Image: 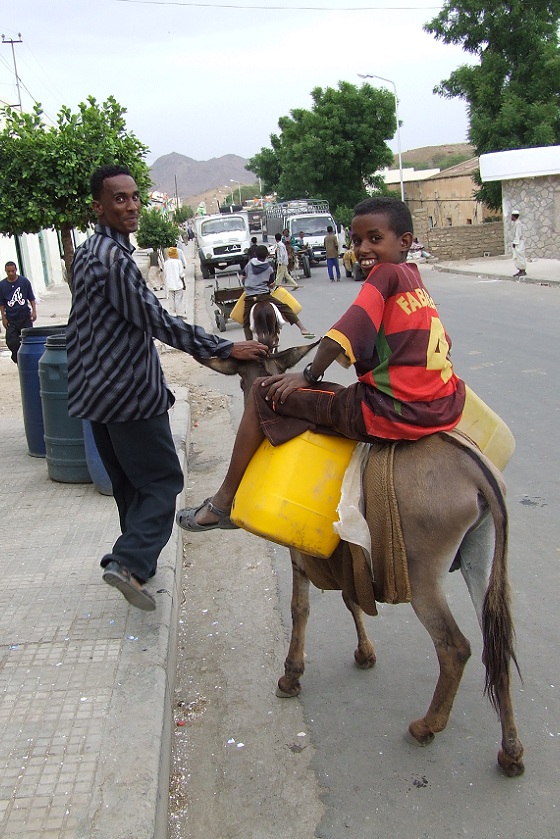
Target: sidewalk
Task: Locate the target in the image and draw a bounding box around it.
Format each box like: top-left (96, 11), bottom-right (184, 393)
top-left (432, 254), bottom-right (560, 286)
top-left (0, 242), bottom-right (194, 838)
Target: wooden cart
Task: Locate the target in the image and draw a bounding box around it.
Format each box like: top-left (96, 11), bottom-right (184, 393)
top-left (211, 275), bottom-right (245, 332)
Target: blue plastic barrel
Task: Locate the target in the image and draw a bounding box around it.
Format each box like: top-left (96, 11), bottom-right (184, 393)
top-left (18, 325), bottom-right (67, 457)
top-left (82, 419), bottom-right (113, 496)
top-left (38, 332), bottom-right (92, 483)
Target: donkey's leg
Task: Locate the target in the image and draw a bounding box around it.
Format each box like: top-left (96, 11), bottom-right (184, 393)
top-left (341, 592), bottom-right (376, 669)
top-left (493, 674), bottom-right (524, 776)
top-left (408, 582), bottom-right (472, 744)
top-left (277, 550), bottom-right (310, 697)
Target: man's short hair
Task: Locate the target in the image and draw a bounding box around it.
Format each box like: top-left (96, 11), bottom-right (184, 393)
top-left (91, 165), bottom-right (133, 200)
top-left (274, 233), bottom-right (282, 241)
top-left (326, 225), bottom-right (333, 233)
top-left (255, 245), bottom-right (269, 261)
top-left (353, 197), bottom-right (413, 237)
top-left (4, 261), bottom-right (17, 269)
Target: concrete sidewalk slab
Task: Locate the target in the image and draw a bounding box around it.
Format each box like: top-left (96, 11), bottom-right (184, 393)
top-left (0, 244), bottom-right (196, 838)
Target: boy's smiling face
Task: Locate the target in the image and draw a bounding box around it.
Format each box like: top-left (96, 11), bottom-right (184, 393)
top-left (351, 212), bottom-right (412, 271)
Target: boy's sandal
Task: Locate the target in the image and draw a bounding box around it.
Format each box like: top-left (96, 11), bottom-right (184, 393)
top-left (176, 498), bottom-right (239, 532)
top-left (302, 332), bottom-right (315, 338)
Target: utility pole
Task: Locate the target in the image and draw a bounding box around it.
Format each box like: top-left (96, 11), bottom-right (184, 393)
top-left (1, 33), bottom-right (23, 110)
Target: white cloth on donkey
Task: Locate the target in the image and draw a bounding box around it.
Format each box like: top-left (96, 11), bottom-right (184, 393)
top-left (249, 301), bottom-right (286, 332)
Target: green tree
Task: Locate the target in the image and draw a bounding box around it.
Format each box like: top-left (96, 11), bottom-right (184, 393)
top-left (174, 205), bottom-right (194, 224)
top-left (0, 96), bottom-right (151, 279)
top-left (247, 81), bottom-right (395, 214)
top-left (425, 1), bottom-right (560, 209)
top-left (136, 207), bottom-right (180, 251)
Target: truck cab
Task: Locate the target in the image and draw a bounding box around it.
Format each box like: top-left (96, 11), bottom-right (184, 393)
top-left (264, 200), bottom-right (336, 264)
top-left (195, 212), bottom-right (251, 278)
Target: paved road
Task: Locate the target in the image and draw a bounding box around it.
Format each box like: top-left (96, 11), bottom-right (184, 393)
top-left (235, 263), bottom-right (560, 839)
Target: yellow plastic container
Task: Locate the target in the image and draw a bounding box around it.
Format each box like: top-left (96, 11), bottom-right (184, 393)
top-left (230, 291), bottom-right (246, 325)
top-left (231, 431), bottom-right (357, 558)
top-left (456, 385), bottom-right (515, 471)
top-left (230, 286), bottom-right (302, 326)
top-left (271, 285), bottom-right (302, 315)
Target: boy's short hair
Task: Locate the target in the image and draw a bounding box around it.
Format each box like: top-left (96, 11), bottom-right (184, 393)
top-left (353, 197), bottom-right (413, 237)
top-left (255, 245), bottom-right (269, 261)
top-left (91, 165), bottom-right (133, 200)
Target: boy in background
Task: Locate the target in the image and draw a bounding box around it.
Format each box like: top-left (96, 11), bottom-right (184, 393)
top-left (0, 261), bottom-right (37, 364)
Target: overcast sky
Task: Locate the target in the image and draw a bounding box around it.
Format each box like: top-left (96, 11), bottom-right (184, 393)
top-left (1, 0), bottom-right (474, 168)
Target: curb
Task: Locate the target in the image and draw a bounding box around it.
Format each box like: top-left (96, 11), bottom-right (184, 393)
top-left (433, 264), bottom-right (560, 287)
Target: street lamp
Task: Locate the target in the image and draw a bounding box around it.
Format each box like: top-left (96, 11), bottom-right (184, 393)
top-left (358, 73), bottom-right (404, 202)
top-left (230, 179), bottom-right (242, 205)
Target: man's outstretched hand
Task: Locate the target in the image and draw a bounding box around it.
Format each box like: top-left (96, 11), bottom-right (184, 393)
top-left (229, 341), bottom-right (269, 360)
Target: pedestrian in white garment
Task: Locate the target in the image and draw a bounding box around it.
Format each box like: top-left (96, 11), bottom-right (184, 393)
top-left (163, 247), bottom-right (185, 314)
top-left (511, 211), bottom-right (526, 278)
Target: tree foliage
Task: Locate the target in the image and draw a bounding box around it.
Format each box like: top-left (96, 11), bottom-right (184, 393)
top-left (174, 205), bottom-right (194, 224)
top-left (136, 207), bottom-right (180, 251)
top-left (425, 1), bottom-right (560, 209)
top-left (0, 96), bottom-right (151, 276)
top-left (247, 81), bottom-right (395, 215)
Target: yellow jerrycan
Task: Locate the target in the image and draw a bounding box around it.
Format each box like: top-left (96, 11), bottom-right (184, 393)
top-left (231, 431), bottom-right (357, 559)
top-left (455, 385), bottom-right (515, 471)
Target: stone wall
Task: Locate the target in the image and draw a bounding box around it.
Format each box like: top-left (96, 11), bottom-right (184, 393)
top-left (418, 220), bottom-right (504, 261)
top-left (502, 175), bottom-right (560, 259)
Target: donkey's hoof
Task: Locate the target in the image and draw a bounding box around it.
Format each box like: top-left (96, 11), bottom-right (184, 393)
top-left (408, 718), bottom-right (435, 746)
top-left (498, 748), bottom-right (525, 777)
top-left (276, 677), bottom-right (301, 698)
top-left (354, 648), bottom-right (376, 669)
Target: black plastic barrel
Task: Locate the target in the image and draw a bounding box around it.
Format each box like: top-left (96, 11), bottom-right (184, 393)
top-left (18, 325), bottom-right (67, 457)
top-left (83, 419), bottom-right (113, 496)
top-left (38, 332), bottom-right (92, 483)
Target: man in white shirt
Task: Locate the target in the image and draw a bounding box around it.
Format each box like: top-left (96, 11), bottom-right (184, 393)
top-left (511, 211), bottom-right (526, 278)
top-left (163, 247), bottom-right (185, 314)
top-left (274, 233), bottom-right (299, 288)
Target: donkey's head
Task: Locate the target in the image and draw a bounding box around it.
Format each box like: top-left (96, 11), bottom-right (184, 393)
top-left (198, 340), bottom-right (320, 401)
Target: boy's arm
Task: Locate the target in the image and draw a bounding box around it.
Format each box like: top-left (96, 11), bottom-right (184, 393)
top-left (30, 299), bottom-right (37, 321)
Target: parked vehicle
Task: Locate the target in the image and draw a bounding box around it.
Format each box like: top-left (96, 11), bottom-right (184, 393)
top-left (195, 212), bottom-right (251, 279)
top-left (263, 200), bottom-right (336, 265)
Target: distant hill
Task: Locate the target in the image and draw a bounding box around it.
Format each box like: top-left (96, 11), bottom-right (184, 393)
top-left (149, 152), bottom-right (255, 202)
top-left (149, 144), bottom-right (475, 209)
top-left (398, 143), bottom-right (475, 171)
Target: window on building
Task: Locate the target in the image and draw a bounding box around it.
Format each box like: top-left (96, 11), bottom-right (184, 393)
top-left (446, 218), bottom-right (452, 226)
top-left (428, 216), bottom-right (434, 228)
top-left (466, 218), bottom-right (472, 225)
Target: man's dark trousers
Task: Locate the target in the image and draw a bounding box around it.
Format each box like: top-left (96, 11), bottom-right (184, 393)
top-left (92, 412), bottom-right (184, 583)
top-left (6, 315), bottom-right (33, 363)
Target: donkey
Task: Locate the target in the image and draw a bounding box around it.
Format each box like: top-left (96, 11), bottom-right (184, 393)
top-left (198, 344), bottom-right (524, 777)
top-left (249, 300), bottom-right (281, 352)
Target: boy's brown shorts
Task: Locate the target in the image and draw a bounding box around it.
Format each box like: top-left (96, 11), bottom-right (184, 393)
top-left (252, 378), bottom-right (379, 447)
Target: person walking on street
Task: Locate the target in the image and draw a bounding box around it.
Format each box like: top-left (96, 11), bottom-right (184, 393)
top-left (163, 246), bottom-right (185, 315)
top-left (66, 164), bottom-right (268, 611)
top-left (0, 261), bottom-right (37, 364)
top-left (324, 225), bottom-right (341, 281)
top-left (274, 233), bottom-right (299, 288)
top-left (511, 211), bottom-right (526, 278)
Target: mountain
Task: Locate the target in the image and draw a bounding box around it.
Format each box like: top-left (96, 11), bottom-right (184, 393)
top-left (149, 152), bottom-right (255, 202)
top-left (397, 143), bottom-right (475, 171)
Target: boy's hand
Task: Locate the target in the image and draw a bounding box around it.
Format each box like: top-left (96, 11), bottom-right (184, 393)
top-left (230, 341), bottom-right (269, 360)
top-left (260, 372), bottom-right (307, 406)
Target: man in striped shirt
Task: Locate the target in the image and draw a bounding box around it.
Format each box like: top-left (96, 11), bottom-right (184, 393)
top-left (67, 165), bottom-right (268, 610)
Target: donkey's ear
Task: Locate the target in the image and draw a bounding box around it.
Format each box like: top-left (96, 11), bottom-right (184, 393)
top-left (267, 339), bottom-right (321, 373)
top-left (196, 356), bottom-right (243, 376)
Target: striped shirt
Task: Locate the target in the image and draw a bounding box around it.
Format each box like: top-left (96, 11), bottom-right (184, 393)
top-left (326, 261), bottom-right (465, 440)
top-left (67, 224), bottom-right (233, 423)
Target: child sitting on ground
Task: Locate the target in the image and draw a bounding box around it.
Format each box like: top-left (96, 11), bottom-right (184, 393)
top-left (178, 197), bottom-right (466, 531)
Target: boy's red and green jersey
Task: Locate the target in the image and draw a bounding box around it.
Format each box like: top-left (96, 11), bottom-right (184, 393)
top-left (326, 261), bottom-right (465, 440)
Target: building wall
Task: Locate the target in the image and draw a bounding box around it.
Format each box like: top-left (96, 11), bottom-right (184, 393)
top-left (406, 172), bottom-right (491, 229)
top-left (502, 175), bottom-right (560, 259)
top-left (411, 212), bottom-right (504, 261)
top-left (1, 229), bottom-right (66, 295)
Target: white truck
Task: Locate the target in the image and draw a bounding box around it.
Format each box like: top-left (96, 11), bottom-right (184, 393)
top-left (263, 199), bottom-right (337, 265)
top-left (194, 211), bottom-right (251, 278)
